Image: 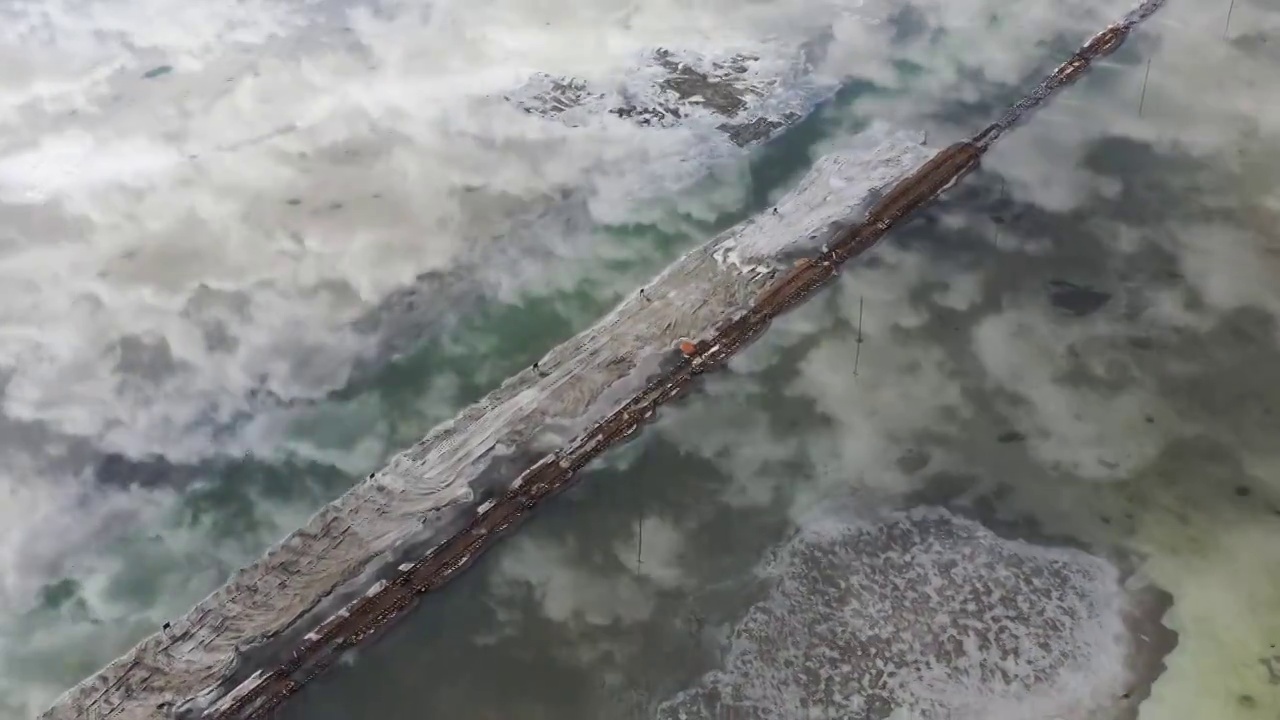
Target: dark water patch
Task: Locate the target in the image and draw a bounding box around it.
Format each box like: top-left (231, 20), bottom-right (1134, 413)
top-left (95, 453), bottom-right (201, 490)
top-left (895, 447), bottom-right (932, 475)
top-left (904, 471), bottom-right (982, 509)
top-left (1118, 584), bottom-right (1179, 717)
top-left (1128, 334), bottom-right (1156, 350)
top-left (1048, 279), bottom-right (1112, 316)
top-left (1140, 307), bottom-right (1280, 451)
top-left (1233, 32), bottom-right (1280, 63)
top-left (1261, 655), bottom-right (1280, 685)
top-left (1080, 137), bottom-right (1216, 224)
top-left (34, 579), bottom-right (93, 620)
top-left (175, 457), bottom-right (353, 540)
top-left (114, 334), bottom-right (180, 379)
top-left (889, 4), bottom-right (930, 44)
top-left (142, 65), bottom-right (172, 79)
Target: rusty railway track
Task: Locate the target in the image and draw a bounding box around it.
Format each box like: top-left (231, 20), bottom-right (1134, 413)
top-left (206, 7), bottom-right (1161, 718)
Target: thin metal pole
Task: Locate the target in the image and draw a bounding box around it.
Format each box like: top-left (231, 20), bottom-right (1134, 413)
top-left (853, 297), bottom-right (864, 377)
top-left (1224, 0), bottom-right (1236, 38)
top-left (1137, 58), bottom-right (1152, 117)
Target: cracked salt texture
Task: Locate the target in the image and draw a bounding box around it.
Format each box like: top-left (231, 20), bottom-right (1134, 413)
top-left (507, 47), bottom-right (823, 145)
top-left (658, 507), bottom-right (1133, 720)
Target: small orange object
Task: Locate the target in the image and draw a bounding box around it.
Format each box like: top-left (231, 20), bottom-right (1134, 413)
top-left (678, 340), bottom-right (698, 357)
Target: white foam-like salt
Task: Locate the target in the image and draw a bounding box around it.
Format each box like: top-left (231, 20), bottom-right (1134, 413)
top-left (658, 507), bottom-right (1133, 720)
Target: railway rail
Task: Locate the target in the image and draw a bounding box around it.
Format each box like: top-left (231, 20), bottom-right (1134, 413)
top-left (207, 2), bottom-right (1167, 717)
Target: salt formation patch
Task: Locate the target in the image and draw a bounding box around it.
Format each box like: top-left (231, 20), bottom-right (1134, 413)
top-left (508, 48), bottom-right (818, 147)
top-left (658, 508), bottom-right (1132, 720)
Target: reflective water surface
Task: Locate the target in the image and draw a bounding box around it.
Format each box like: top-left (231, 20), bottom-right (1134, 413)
top-left (2, 0), bottom-right (1279, 717)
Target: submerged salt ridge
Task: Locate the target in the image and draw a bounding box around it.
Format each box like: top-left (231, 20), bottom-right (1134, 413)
top-left (658, 507), bottom-right (1136, 720)
top-left (40, 124), bottom-right (933, 720)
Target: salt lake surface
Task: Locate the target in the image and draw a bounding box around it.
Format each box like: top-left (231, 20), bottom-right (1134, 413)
top-left (2, 0), bottom-right (1279, 717)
